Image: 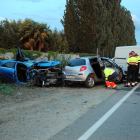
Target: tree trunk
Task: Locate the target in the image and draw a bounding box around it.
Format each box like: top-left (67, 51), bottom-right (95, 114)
top-left (38, 42), bottom-right (44, 52)
top-left (39, 42), bottom-right (42, 52)
top-left (97, 48), bottom-right (98, 56)
top-left (30, 44), bottom-right (33, 51)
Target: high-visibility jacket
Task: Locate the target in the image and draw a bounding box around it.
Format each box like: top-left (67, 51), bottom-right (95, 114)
top-left (127, 56), bottom-right (138, 66)
top-left (104, 68), bottom-right (115, 80)
top-left (135, 54), bottom-right (140, 63)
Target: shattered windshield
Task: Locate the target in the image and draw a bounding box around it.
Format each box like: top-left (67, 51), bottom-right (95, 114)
top-left (24, 60), bottom-right (38, 66)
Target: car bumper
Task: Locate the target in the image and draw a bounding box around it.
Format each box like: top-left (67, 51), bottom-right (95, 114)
top-left (63, 73), bottom-right (87, 81)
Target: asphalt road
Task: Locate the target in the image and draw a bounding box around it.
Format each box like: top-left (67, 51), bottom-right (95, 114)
top-left (49, 84), bottom-right (140, 140)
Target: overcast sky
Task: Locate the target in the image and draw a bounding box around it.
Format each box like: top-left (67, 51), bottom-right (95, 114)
top-left (0, 0), bottom-right (140, 45)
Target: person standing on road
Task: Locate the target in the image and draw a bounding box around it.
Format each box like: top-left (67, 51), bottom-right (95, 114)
top-left (124, 52), bottom-right (138, 87)
top-left (101, 66), bottom-right (119, 90)
top-left (131, 51), bottom-right (140, 85)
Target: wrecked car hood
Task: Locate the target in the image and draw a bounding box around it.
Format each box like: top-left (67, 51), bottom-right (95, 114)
top-left (31, 61), bottom-right (61, 68)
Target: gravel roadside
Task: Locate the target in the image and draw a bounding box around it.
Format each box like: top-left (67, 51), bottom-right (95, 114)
top-left (0, 83), bottom-right (123, 140)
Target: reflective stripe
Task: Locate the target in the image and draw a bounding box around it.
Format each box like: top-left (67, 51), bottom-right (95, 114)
top-left (127, 57), bottom-right (138, 66)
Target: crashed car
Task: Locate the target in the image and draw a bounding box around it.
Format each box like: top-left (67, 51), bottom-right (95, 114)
top-left (0, 48), bottom-right (63, 86)
top-left (63, 56), bottom-right (123, 88)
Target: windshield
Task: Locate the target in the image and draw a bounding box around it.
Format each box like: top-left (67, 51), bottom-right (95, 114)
top-left (24, 60), bottom-right (38, 66)
top-left (68, 59), bottom-right (86, 67)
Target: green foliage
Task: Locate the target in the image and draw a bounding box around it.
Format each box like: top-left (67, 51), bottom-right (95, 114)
top-left (0, 48), bottom-right (41, 60)
top-left (46, 51), bottom-right (71, 70)
top-left (0, 1), bottom-right (136, 57)
top-left (22, 50), bottom-right (41, 60)
top-left (0, 48), bottom-right (7, 54)
top-left (78, 53), bottom-right (96, 57)
top-left (58, 53), bottom-right (71, 70)
top-left (61, 0), bottom-right (136, 57)
top-left (0, 19), bottom-right (69, 53)
top-left (0, 83), bottom-right (18, 95)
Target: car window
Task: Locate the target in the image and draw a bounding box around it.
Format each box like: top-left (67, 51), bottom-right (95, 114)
top-left (2, 62), bottom-right (16, 69)
top-left (105, 61), bottom-right (113, 67)
top-left (68, 59), bottom-right (86, 66)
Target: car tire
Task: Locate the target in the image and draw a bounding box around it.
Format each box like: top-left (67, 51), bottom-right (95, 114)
top-left (0, 75), bottom-right (4, 83)
top-left (85, 75), bottom-right (95, 88)
top-left (65, 80), bottom-right (73, 87)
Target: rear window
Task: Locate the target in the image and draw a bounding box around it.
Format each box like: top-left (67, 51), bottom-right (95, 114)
top-left (68, 59), bottom-right (86, 66)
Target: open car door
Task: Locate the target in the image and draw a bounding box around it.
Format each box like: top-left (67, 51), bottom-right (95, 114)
top-left (16, 47), bottom-right (30, 62)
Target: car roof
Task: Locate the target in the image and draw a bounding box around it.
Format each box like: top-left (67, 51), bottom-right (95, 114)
top-left (79, 56), bottom-right (98, 59)
top-left (100, 57), bottom-right (109, 60)
top-left (0, 59), bottom-right (37, 66)
top-left (0, 60), bottom-right (16, 65)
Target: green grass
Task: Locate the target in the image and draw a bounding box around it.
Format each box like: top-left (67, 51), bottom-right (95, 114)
top-left (0, 83), bottom-right (20, 95)
top-left (0, 82), bottom-right (36, 95)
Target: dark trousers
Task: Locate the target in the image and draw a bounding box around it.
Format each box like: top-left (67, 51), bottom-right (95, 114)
top-left (108, 71), bottom-right (119, 82)
top-left (135, 63), bottom-right (139, 82)
top-left (127, 66), bottom-right (136, 83)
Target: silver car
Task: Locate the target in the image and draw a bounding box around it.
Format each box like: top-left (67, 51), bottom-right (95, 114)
top-left (63, 56), bottom-right (123, 88)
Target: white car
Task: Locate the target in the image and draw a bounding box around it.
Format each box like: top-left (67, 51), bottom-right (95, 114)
top-left (63, 56), bottom-right (123, 88)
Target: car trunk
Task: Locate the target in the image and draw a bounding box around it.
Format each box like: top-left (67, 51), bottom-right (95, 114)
top-left (65, 66), bottom-right (82, 74)
top-left (65, 59), bottom-right (86, 74)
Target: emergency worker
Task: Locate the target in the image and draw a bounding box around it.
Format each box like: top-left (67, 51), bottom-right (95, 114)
top-left (125, 52), bottom-right (138, 87)
top-left (131, 51), bottom-right (140, 85)
top-left (101, 66), bottom-right (119, 90)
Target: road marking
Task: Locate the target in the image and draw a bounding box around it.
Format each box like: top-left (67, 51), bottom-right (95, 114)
top-left (78, 84), bottom-right (140, 140)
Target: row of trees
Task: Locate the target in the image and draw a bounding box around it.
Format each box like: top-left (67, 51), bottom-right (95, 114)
top-left (61, 0), bottom-right (136, 56)
top-left (0, 0), bottom-right (137, 57)
top-left (0, 18), bottom-right (69, 52)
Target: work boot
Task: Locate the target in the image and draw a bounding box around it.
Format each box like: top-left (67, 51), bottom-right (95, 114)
top-left (131, 83), bottom-right (135, 87)
top-left (124, 85), bottom-right (130, 87)
top-left (124, 83), bottom-right (130, 87)
top-left (107, 86), bottom-right (112, 89)
top-left (113, 86), bottom-right (118, 90)
top-left (131, 84), bottom-right (135, 87)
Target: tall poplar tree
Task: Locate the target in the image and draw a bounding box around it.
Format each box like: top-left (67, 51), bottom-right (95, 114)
top-left (61, 0), bottom-right (80, 53)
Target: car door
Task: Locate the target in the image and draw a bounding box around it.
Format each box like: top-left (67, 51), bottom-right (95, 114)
top-left (14, 62), bottom-right (29, 84)
top-left (0, 62), bottom-right (16, 82)
top-left (103, 59), bottom-right (119, 73)
top-left (96, 57), bottom-right (106, 79)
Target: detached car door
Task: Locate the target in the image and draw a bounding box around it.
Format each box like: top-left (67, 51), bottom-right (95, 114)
top-left (0, 62), bottom-right (16, 82)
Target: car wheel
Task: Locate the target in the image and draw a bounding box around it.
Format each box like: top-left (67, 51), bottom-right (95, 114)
top-left (85, 75), bottom-right (95, 88)
top-left (28, 75), bottom-right (37, 86)
top-left (0, 75), bottom-right (4, 83)
top-left (65, 81), bottom-right (73, 87)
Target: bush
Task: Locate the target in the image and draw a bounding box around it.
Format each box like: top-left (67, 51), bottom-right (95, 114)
top-left (77, 53), bottom-right (96, 57)
top-left (0, 48), bottom-right (42, 60)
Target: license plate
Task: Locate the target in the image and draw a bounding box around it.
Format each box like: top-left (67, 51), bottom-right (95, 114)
top-left (66, 75), bottom-right (75, 79)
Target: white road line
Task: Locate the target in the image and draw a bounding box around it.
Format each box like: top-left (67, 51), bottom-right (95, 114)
top-left (78, 84), bottom-right (140, 140)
